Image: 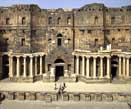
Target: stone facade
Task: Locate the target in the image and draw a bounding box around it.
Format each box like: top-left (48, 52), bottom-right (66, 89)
top-left (0, 3), bottom-right (131, 82)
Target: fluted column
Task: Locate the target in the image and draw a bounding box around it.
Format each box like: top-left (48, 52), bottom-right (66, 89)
top-left (100, 57), bottom-right (103, 78)
top-left (107, 56), bottom-right (110, 79)
top-left (40, 55), bottom-right (43, 75)
top-left (86, 57), bottom-right (90, 78)
top-left (76, 56), bottom-right (79, 76)
top-left (9, 56), bottom-right (13, 77)
top-left (30, 56), bottom-right (33, 78)
top-left (123, 57), bottom-right (126, 77)
top-left (93, 57), bottom-right (96, 78)
top-left (118, 56), bottom-right (122, 77)
top-left (35, 56), bottom-right (37, 76)
top-left (23, 56), bottom-right (26, 77)
top-left (126, 57), bottom-right (130, 78)
top-left (82, 56), bottom-right (85, 76)
top-left (16, 56), bottom-right (20, 77)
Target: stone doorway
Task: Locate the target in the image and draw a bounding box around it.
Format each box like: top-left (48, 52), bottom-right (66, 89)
top-left (55, 65), bottom-right (64, 81)
top-left (54, 59), bottom-right (65, 81)
top-left (111, 56), bottom-right (118, 80)
top-left (2, 55), bottom-right (9, 79)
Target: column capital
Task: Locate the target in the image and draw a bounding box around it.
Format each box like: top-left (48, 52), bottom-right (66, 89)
top-left (23, 56), bottom-right (27, 58)
top-left (100, 56), bottom-right (104, 59)
top-left (30, 56), bottom-right (33, 58)
top-left (93, 56), bottom-right (97, 59)
top-left (16, 56), bottom-right (20, 58)
top-left (75, 55), bottom-right (79, 58)
top-left (126, 56), bottom-right (130, 59)
top-left (86, 56), bottom-right (90, 58)
top-left (106, 56), bottom-right (111, 59)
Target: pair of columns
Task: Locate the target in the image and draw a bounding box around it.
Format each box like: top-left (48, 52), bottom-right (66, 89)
top-left (119, 56), bottom-right (130, 77)
top-left (9, 55), bottom-right (44, 78)
top-left (76, 56), bottom-right (110, 79)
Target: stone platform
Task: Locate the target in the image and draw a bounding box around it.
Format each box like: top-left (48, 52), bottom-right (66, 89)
top-left (0, 81), bottom-right (131, 102)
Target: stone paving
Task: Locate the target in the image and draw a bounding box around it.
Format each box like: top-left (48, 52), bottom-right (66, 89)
top-left (0, 100), bottom-right (130, 109)
top-left (0, 81), bottom-right (131, 93)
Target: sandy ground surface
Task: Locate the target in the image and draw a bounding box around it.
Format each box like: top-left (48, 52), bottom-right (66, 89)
top-left (0, 100), bottom-right (130, 109)
top-left (0, 81), bottom-right (131, 93)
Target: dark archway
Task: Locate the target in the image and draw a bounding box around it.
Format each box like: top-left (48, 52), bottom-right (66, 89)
top-left (111, 56), bottom-right (118, 80)
top-left (2, 55), bottom-right (9, 79)
top-left (54, 59), bottom-right (64, 81)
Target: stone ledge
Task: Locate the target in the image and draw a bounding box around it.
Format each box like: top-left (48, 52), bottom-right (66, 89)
top-left (0, 91), bottom-right (131, 102)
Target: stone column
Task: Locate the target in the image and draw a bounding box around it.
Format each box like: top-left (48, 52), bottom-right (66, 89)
top-left (50, 67), bottom-right (55, 77)
top-left (23, 56), bottom-right (26, 77)
top-left (100, 57), bottom-right (103, 78)
top-left (123, 57), bottom-right (126, 77)
top-left (30, 56), bottom-right (33, 78)
top-left (86, 57), bottom-right (90, 78)
top-left (9, 56), bottom-right (13, 77)
top-left (126, 57), bottom-right (130, 78)
top-left (76, 56), bottom-right (79, 76)
top-left (106, 56), bottom-right (110, 79)
top-left (35, 56), bottom-right (37, 76)
top-left (118, 56), bottom-right (122, 77)
top-left (93, 57), bottom-right (96, 79)
top-left (82, 56), bottom-right (85, 76)
top-left (40, 56), bottom-right (43, 75)
top-left (16, 56), bottom-right (20, 77)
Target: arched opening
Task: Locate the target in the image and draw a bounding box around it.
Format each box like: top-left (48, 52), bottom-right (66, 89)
top-left (111, 56), bottom-right (118, 79)
top-left (54, 59), bottom-right (64, 81)
top-left (22, 17), bottom-right (26, 25)
top-left (2, 55), bottom-right (9, 79)
top-left (57, 34), bottom-right (63, 47)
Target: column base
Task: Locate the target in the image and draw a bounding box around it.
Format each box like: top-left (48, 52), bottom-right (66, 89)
top-left (9, 77), bottom-right (35, 82)
top-left (78, 76), bottom-right (111, 83)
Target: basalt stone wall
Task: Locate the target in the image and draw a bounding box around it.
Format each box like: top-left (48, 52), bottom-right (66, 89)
top-left (0, 3), bottom-right (131, 53)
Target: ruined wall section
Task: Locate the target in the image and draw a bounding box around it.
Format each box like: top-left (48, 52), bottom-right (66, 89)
top-left (31, 8), bottom-right (74, 53)
top-left (0, 5), bottom-right (32, 53)
top-left (74, 4), bottom-right (105, 51)
top-left (30, 5), bottom-right (47, 52)
top-left (105, 6), bottom-right (131, 51)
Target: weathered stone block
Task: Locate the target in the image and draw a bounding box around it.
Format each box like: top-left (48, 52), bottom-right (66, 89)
top-left (15, 92), bottom-right (25, 100)
top-left (95, 94), bottom-right (102, 101)
top-left (69, 93), bottom-right (74, 101)
top-left (74, 93), bottom-right (80, 101)
top-left (85, 94), bottom-right (91, 101)
top-left (80, 93), bottom-right (86, 101)
top-left (45, 94), bottom-right (52, 102)
top-left (8, 92), bottom-right (14, 100)
top-left (63, 93), bottom-right (69, 101)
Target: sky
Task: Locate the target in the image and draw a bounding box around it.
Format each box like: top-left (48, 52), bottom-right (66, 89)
top-left (0, 0), bottom-right (131, 8)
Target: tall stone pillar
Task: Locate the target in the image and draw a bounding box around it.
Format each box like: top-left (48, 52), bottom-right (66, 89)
top-left (9, 56), bottom-right (13, 77)
top-left (76, 56), bottom-right (79, 76)
top-left (40, 56), bottom-right (43, 75)
top-left (0, 55), bottom-right (2, 79)
top-left (23, 56), bottom-right (26, 77)
top-left (16, 56), bottom-right (20, 77)
top-left (126, 57), bottom-right (130, 78)
top-left (82, 56), bottom-right (85, 76)
top-left (107, 56), bottom-right (110, 79)
top-left (86, 57), bottom-right (90, 78)
top-left (118, 56), bottom-right (122, 77)
top-left (93, 57), bottom-right (96, 79)
top-left (30, 56), bottom-right (33, 78)
top-left (35, 56), bottom-right (37, 76)
top-left (123, 57), bottom-right (126, 77)
top-left (100, 57), bottom-right (103, 78)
